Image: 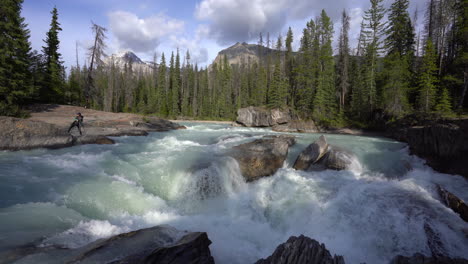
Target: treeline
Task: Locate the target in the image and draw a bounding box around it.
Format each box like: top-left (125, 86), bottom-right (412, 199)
top-left (1, 0), bottom-right (467, 126)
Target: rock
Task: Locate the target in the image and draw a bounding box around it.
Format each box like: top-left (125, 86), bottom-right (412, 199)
top-left (270, 108), bottom-right (291, 125)
top-left (236, 106), bottom-right (272, 127)
top-left (0, 116), bottom-right (73, 150)
top-left (424, 222), bottom-right (446, 257)
top-left (255, 235), bottom-right (345, 264)
top-left (272, 120), bottom-right (318, 133)
top-left (389, 253), bottom-right (468, 264)
top-left (293, 136), bottom-right (358, 172)
top-left (293, 135), bottom-right (328, 170)
top-left (229, 135), bottom-right (296, 182)
top-left (79, 135), bottom-right (115, 145)
top-left (0, 226), bottom-right (214, 264)
top-left (386, 117), bottom-right (468, 178)
top-left (136, 232), bottom-right (215, 264)
top-left (437, 185), bottom-right (468, 222)
top-left (321, 146), bottom-right (356, 171)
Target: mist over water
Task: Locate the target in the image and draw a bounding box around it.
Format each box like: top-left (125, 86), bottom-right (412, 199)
top-left (0, 122), bottom-right (467, 263)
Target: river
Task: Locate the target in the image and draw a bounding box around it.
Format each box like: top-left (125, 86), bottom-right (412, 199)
top-left (0, 122), bottom-right (467, 263)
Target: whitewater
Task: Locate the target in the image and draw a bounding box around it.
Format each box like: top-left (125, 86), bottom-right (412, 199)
top-left (0, 122), bottom-right (467, 263)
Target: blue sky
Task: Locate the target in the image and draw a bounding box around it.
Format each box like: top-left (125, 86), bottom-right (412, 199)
top-left (22, 0), bottom-right (425, 70)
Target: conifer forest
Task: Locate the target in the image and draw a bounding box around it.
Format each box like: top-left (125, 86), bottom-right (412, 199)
top-left (1, 0), bottom-right (467, 127)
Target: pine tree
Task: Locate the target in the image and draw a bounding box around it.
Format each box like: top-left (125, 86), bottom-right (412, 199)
top-left (86, 23), bottom-right (107, 107)
top-left (173, 49), bottom-right (181, 115)
top-left (313, 10), bottom-right (338, 123)
top-left (337, 9), bottom-right (350, 111)
top-left (158, 53), bottom-right (168, 115)
top-left (435, 87), bottom-right (453, 114)
top-left (418, 40), bottom-right (438, 112)
top-left (41, 7), bottom-right (64, 103)
top-left (362, 0), bottom-right (386, 113)
top-left (0, 0), bottom-right (35, 116)
top-left (285, 27), bottom-right (295, 106)
top-left (381, 0), bottom-right (414, 117)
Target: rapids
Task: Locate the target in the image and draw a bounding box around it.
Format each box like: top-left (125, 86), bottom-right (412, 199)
top-left (0, 122), bottom-right (467, 263)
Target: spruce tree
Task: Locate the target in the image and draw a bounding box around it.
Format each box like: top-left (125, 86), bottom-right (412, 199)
top-left (418, 40), bottom-right (438, 112)
top-left (435, 87), bottom-right (453, 114)
top-left (381, 0), bottom-right (414, 117)
top-left (0, 0), bottom-right (34, 116)
top-left (157, 53), bottom-right (167, 115)
top-left (362, 0), bottom-right (386, 113)
top-left (337, 9), bottom-right (350, 111)
top-left (313, 10), bottom-right (338, 123)
top-left (41, 7), bottom-right (64, 103)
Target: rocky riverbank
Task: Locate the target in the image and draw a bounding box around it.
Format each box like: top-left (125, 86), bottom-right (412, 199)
top-left (234, 106), bottom-right (468, 178)
top-left (0, 104), bottom-right (185, 151)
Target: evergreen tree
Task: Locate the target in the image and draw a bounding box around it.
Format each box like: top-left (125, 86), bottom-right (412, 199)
top-left (362, 0), bottom-right (386, 113)
top-left (285, 27), bottom-right (295, 106)
top-left (381, 0), bottom-right (414, 117)
top-left (41, 7), bottom-right (64, 103)
top-left (86, 23), bottom-right (107, 107)
top-left (337, 9), bottom-right (350, 111)
top-left (435, 87), bottom-right (453, 114)
top-left (418, 40), bottom-right (438, 112)
top-left (313, 10), bottom-right (338, 123)
top-left (158, 53), bottom-right (168, 115)
top-left (0, 0), bottom-right (35, 116)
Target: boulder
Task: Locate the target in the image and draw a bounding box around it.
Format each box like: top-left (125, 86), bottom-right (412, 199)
top-left (389, 253), bottom-right (468, 264)
top-left (0, 226), bottom-right (215, 264)
top-left (255, 235), bottom-right (345, 264)
top-left (293, 135), bottom-right (328, 170)
top-left (272, 120), bottom-right (319, 133)
top-left (437, 185), bottom-right (468, 222)
top-left (0, 116), bottom-right (73, 150)
top-left (236, 107), bottom-right (272, 127)
top-left (293, 136), bottom-right (358, 172)
top-left (321, 146), bottom-right (356, 171)
top-left (270, 108), bottom-right (291, 125)
top-left (229, 135), bottom-right (295, 182)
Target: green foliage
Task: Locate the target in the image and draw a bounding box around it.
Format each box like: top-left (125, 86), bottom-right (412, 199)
top-left (0, 0), bottom-right (35, 116)
top-left (417, 40), bottom-right (438, 112)
top-left (435, 88), bottom-right (453, 115)
top-left (41, 7), bottom-right (64, 103)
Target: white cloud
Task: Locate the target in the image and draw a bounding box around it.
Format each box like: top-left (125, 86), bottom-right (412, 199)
top-left (169, 25), bottom-right (210, 64)
top-left (108, 11), bottom-right (184, 54)
top-left (194, 0), bottom-right (360, 45)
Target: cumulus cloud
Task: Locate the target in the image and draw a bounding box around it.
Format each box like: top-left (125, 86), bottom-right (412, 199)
top-left (108, 11), bottom-right (184, 53)
top-left (195, 0), bottom-right (356, 45)
top-left (169, 25), bottom-right (210, 64)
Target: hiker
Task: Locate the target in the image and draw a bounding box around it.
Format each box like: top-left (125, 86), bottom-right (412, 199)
top-left (68, 112), bottom-right (84, 135)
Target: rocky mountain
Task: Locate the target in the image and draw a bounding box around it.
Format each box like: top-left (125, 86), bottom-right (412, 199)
top-left (104, 51), bottom-right (154, 73)
top-left (212, 42), bottom-right (277, 66)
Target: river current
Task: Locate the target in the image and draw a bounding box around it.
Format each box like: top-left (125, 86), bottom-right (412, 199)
top-left (0, 122), bottom-right (467, 263)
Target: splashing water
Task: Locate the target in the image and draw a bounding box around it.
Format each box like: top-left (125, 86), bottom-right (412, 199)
top-left (0, 122), bottom-right (467, 263)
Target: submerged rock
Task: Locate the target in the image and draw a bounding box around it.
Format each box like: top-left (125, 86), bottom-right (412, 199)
top-left (437, 185), bottom-right (468, 223)
top-left (293, 135), bottom-right (328, 170)
top-left (229, 135), bottom-right (295, 182)
top-left (389, 253), bottom-right (468, 264)
top-left (255, 235), bottom-right (345, 264)
top-left (0, 225), bottom-right (214, 264)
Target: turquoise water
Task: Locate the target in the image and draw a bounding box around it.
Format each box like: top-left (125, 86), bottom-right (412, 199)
top-left (0, 122), bottom-right (467, 263)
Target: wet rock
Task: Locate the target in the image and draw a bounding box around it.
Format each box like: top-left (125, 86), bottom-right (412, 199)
top-left (229, 135), bottom-right (296, 182)
top-left (293, 136), bottom-right (358, 171)
top-left (386, 117), bottom-right (468, 178)
top-left (322, 146), bottom-right (356, 171)
top-left (424, 222), bottom-right (446, 257)
top-left (437, 185), bottom-right (468, 222)
top-left (255, 235), bottom-right (345, 264)
top-left (293, 135), bottom-right (328, 170)
top-left (0, 116), bottom-right (73, 150)
top-left (389, 253), bottom-right (468, 264)
top-left (113, 232), bottom-right (215, 264)
top-left (0, 226), bottom-right (214, 264)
